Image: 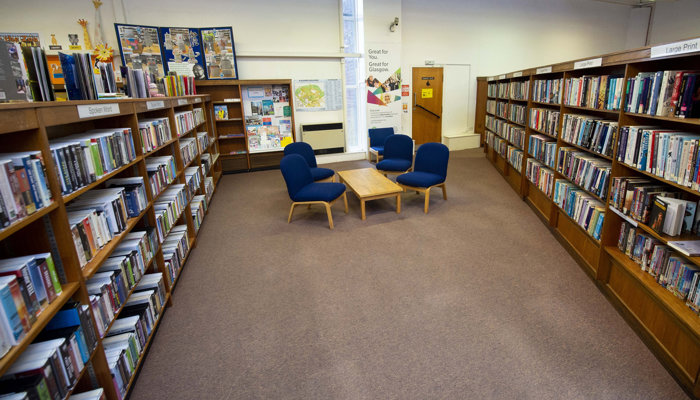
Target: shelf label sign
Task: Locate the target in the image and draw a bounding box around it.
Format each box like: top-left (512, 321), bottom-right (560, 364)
top-left (146, 100), bottom-right (166, 110)
top-left (574, 57), bottom-right (602, 69)
top-left (177, 99), bottom-right (189, 106)
top-left (651, 38), bottom-right (700, 58)
top-left (498, 74), bottom-right (506, 79)
top-left (536, 66), bottom-right (552, 74)
top-left (512, 71), bottom-right (523, 78)
top-left (194, 98), bottom-right (202, 103)
top-left (77, 103), bottom-right (120, 119)
top-left (487, 77), bottom-right (495, 81)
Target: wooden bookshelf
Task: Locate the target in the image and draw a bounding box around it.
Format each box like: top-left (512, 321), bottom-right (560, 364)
top-left (476, 37), bottom-right (700, 398)
top-left (0, 95), bottom-right (219, 400)
top-left (196, 79), bottom-right (297, 173)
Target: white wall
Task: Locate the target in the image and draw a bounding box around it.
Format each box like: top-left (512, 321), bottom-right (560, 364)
top-left (400, 0), bottom-right (633, 138)
top-left (0, 0), bottom-right (344, 138)
top-left (649, 0), bottom-right (700, 45)
top-left (625, 6), bottom-right (651, 49)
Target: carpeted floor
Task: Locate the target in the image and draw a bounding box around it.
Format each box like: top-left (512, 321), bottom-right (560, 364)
top-left (129, 148), bottom-right (689, 400)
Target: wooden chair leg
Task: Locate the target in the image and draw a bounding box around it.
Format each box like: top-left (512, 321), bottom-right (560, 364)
top-left (441, 183), bottom-right (447, 200)
top-left (343, 192), bottom-right (348, 213)
top-left (325, 202), bottom-right (334, 229)
top-left (307, 204), bottom-right (312, 209)
top-left (288, 203), bottom-right (296, 223)
top-left (424, 189), bottom-right (430, 213)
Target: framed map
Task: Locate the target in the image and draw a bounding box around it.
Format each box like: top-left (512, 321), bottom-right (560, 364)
top-left (115, 23), bottom-right (165, 79)
top-left (200, 27), bottom-right (238, 80)
top-left (294, 79), bottom-right (343, 112)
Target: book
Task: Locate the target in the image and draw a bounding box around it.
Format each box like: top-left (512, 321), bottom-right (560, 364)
top-left (668, 241), bottom-right (700, 257)
top-left (214, 105), bottom-right (228, 121)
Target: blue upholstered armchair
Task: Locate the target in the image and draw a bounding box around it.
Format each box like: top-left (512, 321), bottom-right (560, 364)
top-left (396, 142), bottom-right (449, 213)
top-left (368, 127), bottom-right (395, 163)
top-left (376, 134), bottom-right (413, 175)
top-left (284, 142), bottom-right (335, 182)
top-left (280, 154), bottom-right (348, 229)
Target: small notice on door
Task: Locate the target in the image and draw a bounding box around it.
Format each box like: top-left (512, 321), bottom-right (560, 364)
top-left (421, 88), bottom-right (433, 99)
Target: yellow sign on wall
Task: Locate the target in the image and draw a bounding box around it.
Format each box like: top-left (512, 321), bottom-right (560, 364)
top-left (421, 88), bottom-right (433, 99)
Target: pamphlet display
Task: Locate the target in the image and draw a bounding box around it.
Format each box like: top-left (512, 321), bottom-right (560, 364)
top-left (158, 27), bottom-right (206, 79)
top-left (242, 85), bottom-right (293, 152)
top-left (200, 27), bottom-right (238, 80)
top-left (114, 23), bottom-right (165, 80)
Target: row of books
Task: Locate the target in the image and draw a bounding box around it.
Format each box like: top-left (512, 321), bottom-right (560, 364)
top-left (120, 66), bottom-right (156, 99)
top-left (184, 167), bottom-right (202, 202)
top-left (507, 147), bottom-right (523, 173)
top-left (200, 153), bottom-right (213, 176)
top-left (528, 134), bottom-right (557, 168)
top-left (532, 78), bottom-right (562, 104)
top-left (508, 103), bottom-right (527, 126)
top-left (557, 148), bottom-right (612, 199)
top-left (193, 108), bottom-right (205, 126)
top-left (609, 176), bottom-right (700, 237)
top-left (488, 133), bottom-right (507, 157)
top-left (618, 222), bottom-right (700, 313)
top-left (138, 118), bottom-right (172, 154)
top-left (563, 74), bottom-right (624, 110)
top-left (50, 129), bottom-right (138, 196)
top-left (0, 299), bottom-right (97, 400)
top-left (624, 70), bottom-right (700, 118)
top-left (104, 273), bottom-right (165, 400)
top-left (180, 138), bottom-right (198, 168)
top-left (191, 195), bottom-right (208, 233)
top-left (486, 116), bottom-right (525, 149)
top-left (553, 180), bottom-right (605, 240)
top-left (497, 82), bottom-right (508, 98)
top-left (162, 74), bottom-right (196, 97)
top-left (495, 102), bottom-right (508, 119)
top-left (162, 226), bottom-right (190, 287)
top-left (487, 83), bottom-right (497, 97)
top-left (0, 43), bottom-right (54, 102)
top-left (67, 188), bottom-right (134, 268)
top-left (616, 127), bottom-right (700, 190)
top-left (196, 132), bottom-right (210, 154)
top-left (509, 81), bottom-right (529, 101)
top-left (174, 111), bottom-right (195, 136)
top-left (60, 52), bottom-right (118, 101)
top-left (0, 152), bottom-right (52, 228)
top-left (204, 177), bottom-right (215, 203)
top-left (560, 114), bottom-right (618, 158)
top-left (87, 229), bottom-right (156, 337)
top-left (154, 185), bottom-right (189, 244)
top-left (146, 156), bottom-right (177, 200)
top-left (525, 159), bottom-right (555, 197)
top-left (486, 99), bottom-right (496, 114)
top-left (485, 115), bottom-right (505, 137)
top-left (0, 254), bottom-right (62, 352)
top-left (529, 108), bottom-right (559, 137)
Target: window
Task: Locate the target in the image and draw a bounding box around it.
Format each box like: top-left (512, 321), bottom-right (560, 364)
top-left (342, 0), bottom-right (365, 152)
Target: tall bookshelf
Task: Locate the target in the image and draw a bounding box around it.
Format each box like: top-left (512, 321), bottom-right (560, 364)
top-left (475, 38), bottom-right (700, 398)
top-left (196, 79), bottom-right (296, 173)
top-left (0, 95), bottom-right (220, 399)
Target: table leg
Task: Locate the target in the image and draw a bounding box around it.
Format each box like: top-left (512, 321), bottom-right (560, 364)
top-left (361, 200), bottom-right (366, 220)
top-left (396, 193), bottom-right (401, 214)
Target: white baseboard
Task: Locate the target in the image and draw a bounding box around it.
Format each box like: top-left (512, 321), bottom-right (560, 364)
top-left (316, 152), bottom-right (367, 165)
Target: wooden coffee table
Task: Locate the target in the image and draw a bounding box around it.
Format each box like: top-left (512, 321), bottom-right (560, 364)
top-left (337, 168), bottom-right (402, 220)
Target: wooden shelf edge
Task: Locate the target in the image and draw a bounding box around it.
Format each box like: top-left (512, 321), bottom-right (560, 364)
top-left (63, 157), bottom-right (142, 203)
top-left (143, 137), bottom-right (177, 158)
top-left (617, 161), bottom-right (700, 199)
top-left (554, 203), bottom-right (603, 246)
top-left (0, 202), bottom-right (58, 242)
top-left (559, 138), bottom-right (614, 161)
top-left (0, 282), bottom-right (80, 376)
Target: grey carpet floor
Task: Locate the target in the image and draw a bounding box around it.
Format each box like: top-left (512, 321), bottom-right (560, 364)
top-left (129, 148), bottom-right (689, 400)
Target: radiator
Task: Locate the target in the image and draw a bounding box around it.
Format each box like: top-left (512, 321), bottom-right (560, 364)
top-left (301, 122), bottom-right (345, 155)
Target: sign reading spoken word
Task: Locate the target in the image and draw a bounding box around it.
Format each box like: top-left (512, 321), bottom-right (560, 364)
top-left (77, 103), bottom-right (120, 119)
top-left (651, 38), bottom-right (700, 58)
top-left (147, 100), bottom-right (166, 110)
top-left (421, 88), bottom-right (433, 99)
top-left (574, 57), bottom-right (602, 70)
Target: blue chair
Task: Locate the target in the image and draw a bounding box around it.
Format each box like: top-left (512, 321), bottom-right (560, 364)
top-left (396, 143), bottom-right (449, 213)
top-left (376, 134), bottom-right (413, 175)
top-left (284, 142), bottom-right (335, 182)
top-left (368, 127), bottom-right (395, 163)
top-left (280, 154), bottom-right (348, 229)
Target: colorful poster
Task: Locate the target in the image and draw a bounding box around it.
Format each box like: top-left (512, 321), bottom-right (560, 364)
top-left (242, 84), bottom-right (293, 152)
top-left (0, 32), bottom-right (40, 47)
top-left (365, 42), bottom-right (402, 132)
top-left (293, 79), bottom-right (343, 112)
top-left (200, 27), bottom-right (238, 79)
top-left (115, 24), bottom-right (165, 79)
top-left (159, 27), bottom-right (206, 79)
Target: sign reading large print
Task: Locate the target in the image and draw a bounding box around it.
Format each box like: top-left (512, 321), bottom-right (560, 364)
top-left (365, 42), bottom-right (401, 133)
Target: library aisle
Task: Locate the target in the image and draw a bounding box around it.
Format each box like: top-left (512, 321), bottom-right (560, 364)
top-left (129, 149), bottom-right (687, 400)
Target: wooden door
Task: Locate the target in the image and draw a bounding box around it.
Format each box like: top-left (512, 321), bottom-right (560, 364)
top-left (412, 67), bottom-right (443, 145)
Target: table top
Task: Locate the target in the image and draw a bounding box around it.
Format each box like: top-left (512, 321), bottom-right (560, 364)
top-left (337, 168), bottom-right (403, 198)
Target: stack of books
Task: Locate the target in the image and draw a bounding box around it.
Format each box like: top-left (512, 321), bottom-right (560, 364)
top-left (0, 152), bottom-right (53, 227)
top-left (138, 118), bottom-right (172, 153)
